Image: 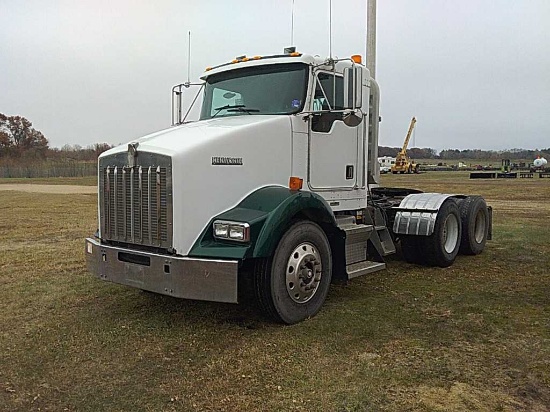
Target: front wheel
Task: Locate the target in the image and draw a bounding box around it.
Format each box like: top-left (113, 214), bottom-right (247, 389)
top-left (254, 221), bottom-right (332, 324)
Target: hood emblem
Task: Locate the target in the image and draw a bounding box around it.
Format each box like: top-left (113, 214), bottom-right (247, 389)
top-left (128, 142), bottom-right (139, 167)
top-left (212, 156), bottom-right (243, 166)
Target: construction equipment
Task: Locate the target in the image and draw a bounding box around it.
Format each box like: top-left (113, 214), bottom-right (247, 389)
top-left (391, 116), bottom-right (419, 174)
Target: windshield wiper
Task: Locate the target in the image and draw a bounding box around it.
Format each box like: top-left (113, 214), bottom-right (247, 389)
top-left (212, 104), bottom-right (260, 118)
top-left (227, 106), bottom-right (259, 114)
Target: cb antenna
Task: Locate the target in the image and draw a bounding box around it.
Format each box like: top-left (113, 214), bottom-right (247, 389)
top-left (291, 0), bottom-right (295, 45)
top-left (186, 31), bottom-right (191, 85)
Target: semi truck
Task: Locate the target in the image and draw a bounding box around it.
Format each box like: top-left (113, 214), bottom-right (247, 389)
top-left (85, 49), bottom-right (492, 324)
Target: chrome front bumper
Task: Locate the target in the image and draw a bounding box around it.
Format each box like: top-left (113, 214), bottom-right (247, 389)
top-left (85, 238), bottom-right (239, 303)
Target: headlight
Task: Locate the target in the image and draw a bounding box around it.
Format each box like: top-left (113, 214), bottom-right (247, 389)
top-left (213, 221), bottom-right (250, 242)
top-left (214, 222), bottom-right (230, 238)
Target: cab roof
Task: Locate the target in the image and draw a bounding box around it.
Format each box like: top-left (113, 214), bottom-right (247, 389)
top-left (200, 52), bottom-right (360, 80)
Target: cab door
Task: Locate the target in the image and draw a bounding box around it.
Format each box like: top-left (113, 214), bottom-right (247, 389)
top-left (308, 71), bottom-right (360, 190)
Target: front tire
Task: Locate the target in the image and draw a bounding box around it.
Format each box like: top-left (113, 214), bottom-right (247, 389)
top-left (254, 221), bottom-right (332, 324)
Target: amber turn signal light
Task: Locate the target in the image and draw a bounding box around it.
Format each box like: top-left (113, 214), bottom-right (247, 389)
top-left (289, 176), bottom-right (303, 191)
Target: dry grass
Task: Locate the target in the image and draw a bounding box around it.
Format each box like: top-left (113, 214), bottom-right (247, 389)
top-left (0, 176), bottom-right (96, 186)
top-left (0, 173), bottom-right (549, 411)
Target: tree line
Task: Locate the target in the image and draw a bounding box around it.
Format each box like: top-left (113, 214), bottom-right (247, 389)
top-left (378, 146), bottom-right (550, 161)
top-left (1, 112), bottom-right (548, 173)
top-left (0, 113), bottom-right (112, 178)
top-left (0, 113), bottom-right (111, 162)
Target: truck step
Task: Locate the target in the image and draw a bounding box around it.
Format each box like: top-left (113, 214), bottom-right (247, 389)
top-left (340, 224), bottom-right (374, 265)
top-left (376, 226), bottom-right (396, 256)
top-left (373, 208), bottom-right (396, 256)
top-left (346, 260), bottom-right (386, 279)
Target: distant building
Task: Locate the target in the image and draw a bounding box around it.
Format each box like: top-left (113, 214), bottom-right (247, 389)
top-left (378, 156), bottom-right (395, 173)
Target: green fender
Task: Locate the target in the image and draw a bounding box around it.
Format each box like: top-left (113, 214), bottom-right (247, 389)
top-left (188, 186), bottom-right (338, 260)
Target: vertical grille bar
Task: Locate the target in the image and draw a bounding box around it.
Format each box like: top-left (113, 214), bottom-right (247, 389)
top-left (139, 166), bottom-right (143, 241)
top-left (130, 167), bottom-right (135, 243)
top-left (148, 166), bottom-right (152, 245)
top-left (113, 166), bottom-right (118, 238)
top-left (123, 167), bottom-right (127, 240)
top-left (105, 166), bottom-right (111, 237)
top-left (156, 166), bottom-right (161, 243)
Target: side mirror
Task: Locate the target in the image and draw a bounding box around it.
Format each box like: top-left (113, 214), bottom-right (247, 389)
top-left (343, 66), bottom-right (363, 109)
top-left (171, 82), bottom-right (204, 125)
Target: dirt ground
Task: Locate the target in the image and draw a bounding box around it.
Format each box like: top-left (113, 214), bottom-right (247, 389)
top-left (0, 184), bottom-right (96, 194)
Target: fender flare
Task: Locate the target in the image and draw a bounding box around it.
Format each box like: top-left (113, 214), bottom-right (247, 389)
top-left (393, 193), bottom-right (461, 236)
top-left (188, 186), bottom-right (338, 260)
top-left (252, 188), bottom-right (337, 258)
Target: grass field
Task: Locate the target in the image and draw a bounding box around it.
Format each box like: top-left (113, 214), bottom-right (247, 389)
top-left (0, 176), bottom-right (97, 186)
top-left (0, 173), bottom-right (549, 411)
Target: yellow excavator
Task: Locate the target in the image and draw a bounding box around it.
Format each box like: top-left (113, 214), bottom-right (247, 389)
top-left (391, 116), bottom-right (419, 174)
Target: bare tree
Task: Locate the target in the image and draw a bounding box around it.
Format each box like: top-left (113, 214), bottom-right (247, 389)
top-left (0, 113), bottom-right (49, 157)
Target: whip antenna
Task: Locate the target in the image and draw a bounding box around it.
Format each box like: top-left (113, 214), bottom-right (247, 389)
top-left (329, 0), bottom-right (333, 58)
top-left (187, 31), bottom-right (191, 85)
top-left (291, 0), bottom-right (295, 45)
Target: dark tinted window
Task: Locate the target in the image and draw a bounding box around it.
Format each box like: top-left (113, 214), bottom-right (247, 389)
top-left (200, 63), bottom-right (308, 119)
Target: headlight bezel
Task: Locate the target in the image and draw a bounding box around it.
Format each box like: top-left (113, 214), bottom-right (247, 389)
top-left (213, 220), bottom-right (250, 243)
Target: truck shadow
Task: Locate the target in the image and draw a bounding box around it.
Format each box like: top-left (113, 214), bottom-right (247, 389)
top-left (136, 290), bottom-right (273, 330)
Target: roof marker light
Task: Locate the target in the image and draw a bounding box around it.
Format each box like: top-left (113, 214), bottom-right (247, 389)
top-left (351, 55), bottom-right (362, 64)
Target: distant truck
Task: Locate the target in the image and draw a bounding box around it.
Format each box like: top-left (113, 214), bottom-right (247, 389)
top-left (86, 49), bottom-right (492, 324)
top-left (532, 156), bottom-right (548, 171)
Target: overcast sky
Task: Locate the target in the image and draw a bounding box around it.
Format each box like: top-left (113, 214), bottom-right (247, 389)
top-left (1, 0), bottom-right (549, 151)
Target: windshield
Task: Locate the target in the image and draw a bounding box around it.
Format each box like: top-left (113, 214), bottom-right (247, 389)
top-left (200, 63), bottom-right (308, 120)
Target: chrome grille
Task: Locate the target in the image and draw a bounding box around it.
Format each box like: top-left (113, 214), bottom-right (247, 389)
top-left (99, 153), bottom-right (172, 249)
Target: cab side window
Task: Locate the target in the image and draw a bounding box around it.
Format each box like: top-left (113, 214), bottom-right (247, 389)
top-left (311, 72), bottom-right (344, 133)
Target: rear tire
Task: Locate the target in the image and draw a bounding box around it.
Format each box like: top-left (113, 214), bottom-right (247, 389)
top-left (423, 199), bottom-right (461, 267)
top-left (253, 221), bottom-right (332, 324)
top-left (400, 235), bottom-right (426, 265)
top-left (459, 196), bottom-right (489, 255)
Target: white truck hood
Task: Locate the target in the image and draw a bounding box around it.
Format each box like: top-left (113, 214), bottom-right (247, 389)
top-left (101, 115), bottom-right (286, 158)
top-left (100, 115), bottom-right (294, 255)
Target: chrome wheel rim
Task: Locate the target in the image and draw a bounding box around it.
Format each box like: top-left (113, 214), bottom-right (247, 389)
top-left (474, 210), bottom-right (487, 243)
top-left (443, 214), bottom-right (460, 254)
top-left (285, 242), bottom-right (322, 303)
